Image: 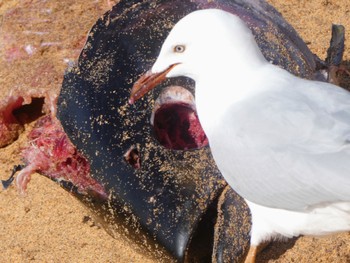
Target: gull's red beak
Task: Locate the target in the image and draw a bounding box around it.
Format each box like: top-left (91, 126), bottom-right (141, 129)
top-left (129, 64), bottom-right (178, 104)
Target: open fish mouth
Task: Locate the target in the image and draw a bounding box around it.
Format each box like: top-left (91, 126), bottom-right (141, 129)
top-left (151, 86), bottom-right (208, 150)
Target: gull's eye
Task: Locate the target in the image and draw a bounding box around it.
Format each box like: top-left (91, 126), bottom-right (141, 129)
top-left (174, 45), bottom-right (185, 53)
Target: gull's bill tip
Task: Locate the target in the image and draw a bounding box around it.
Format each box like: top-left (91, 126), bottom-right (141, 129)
top-left (129, 64), bottom-right (178, 104)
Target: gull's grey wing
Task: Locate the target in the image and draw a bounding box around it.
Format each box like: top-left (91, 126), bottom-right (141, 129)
top-left (210, 69), bottom-right (350, 210)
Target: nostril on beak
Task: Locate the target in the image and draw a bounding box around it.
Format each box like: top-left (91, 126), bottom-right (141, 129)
top-left (124, 145), bottom-right (141, 169)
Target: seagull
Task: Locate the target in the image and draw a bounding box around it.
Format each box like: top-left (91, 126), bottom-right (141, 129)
top-left (129, 9), bottom-right (350, 262)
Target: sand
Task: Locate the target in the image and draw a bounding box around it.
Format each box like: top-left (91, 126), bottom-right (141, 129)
top-left (0, 0), bottom-right (350, 262)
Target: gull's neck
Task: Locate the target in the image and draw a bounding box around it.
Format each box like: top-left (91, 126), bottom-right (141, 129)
top-left (193, 51), bottom-right (270, 136)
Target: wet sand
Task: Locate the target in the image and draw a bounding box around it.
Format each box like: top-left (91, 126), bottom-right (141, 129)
top-left (1, 0), bottom-right (350, 262)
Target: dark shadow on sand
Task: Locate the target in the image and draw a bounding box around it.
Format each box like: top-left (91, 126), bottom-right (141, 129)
top-left (257, 238), bottom-right (298, 263)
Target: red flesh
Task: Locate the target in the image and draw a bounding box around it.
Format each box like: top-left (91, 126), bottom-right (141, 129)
top-left (153, 102), bottom-right (208, 150)
top-left (17, 115), bottom-right (107, 199)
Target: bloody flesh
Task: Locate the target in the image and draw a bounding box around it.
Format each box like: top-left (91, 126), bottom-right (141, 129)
top-left (153, 102), bottom-right (208, 150)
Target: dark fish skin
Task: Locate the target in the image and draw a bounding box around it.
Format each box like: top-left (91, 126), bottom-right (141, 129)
top-left (326, 24), bottom-right (345, 67)
top-left (57, 0), bottom-right (330, 262)
top-left (213, 186), bottom-right (251, 263)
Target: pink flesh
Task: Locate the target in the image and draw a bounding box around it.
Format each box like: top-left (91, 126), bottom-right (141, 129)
top-left (153, 102), bottom-right (208, 150)
top-left (0, 96), bottom-right (25, 147)
top-left (0, 96), bottom-right (46, 148)
top-left (18, 115), bottom-right (107, 199)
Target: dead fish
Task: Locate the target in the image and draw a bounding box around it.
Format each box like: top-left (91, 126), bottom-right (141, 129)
top-left (1, 0), bottom-right (345, 262)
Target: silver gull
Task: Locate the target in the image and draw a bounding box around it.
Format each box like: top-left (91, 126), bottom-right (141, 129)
top-left (129, 9), bottom-right (350, 262)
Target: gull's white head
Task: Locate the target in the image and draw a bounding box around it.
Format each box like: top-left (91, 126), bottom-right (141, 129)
top-left (153, 9), bottom-right (261, 78)
top-left (129, 8), bottom-right (265, 104)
